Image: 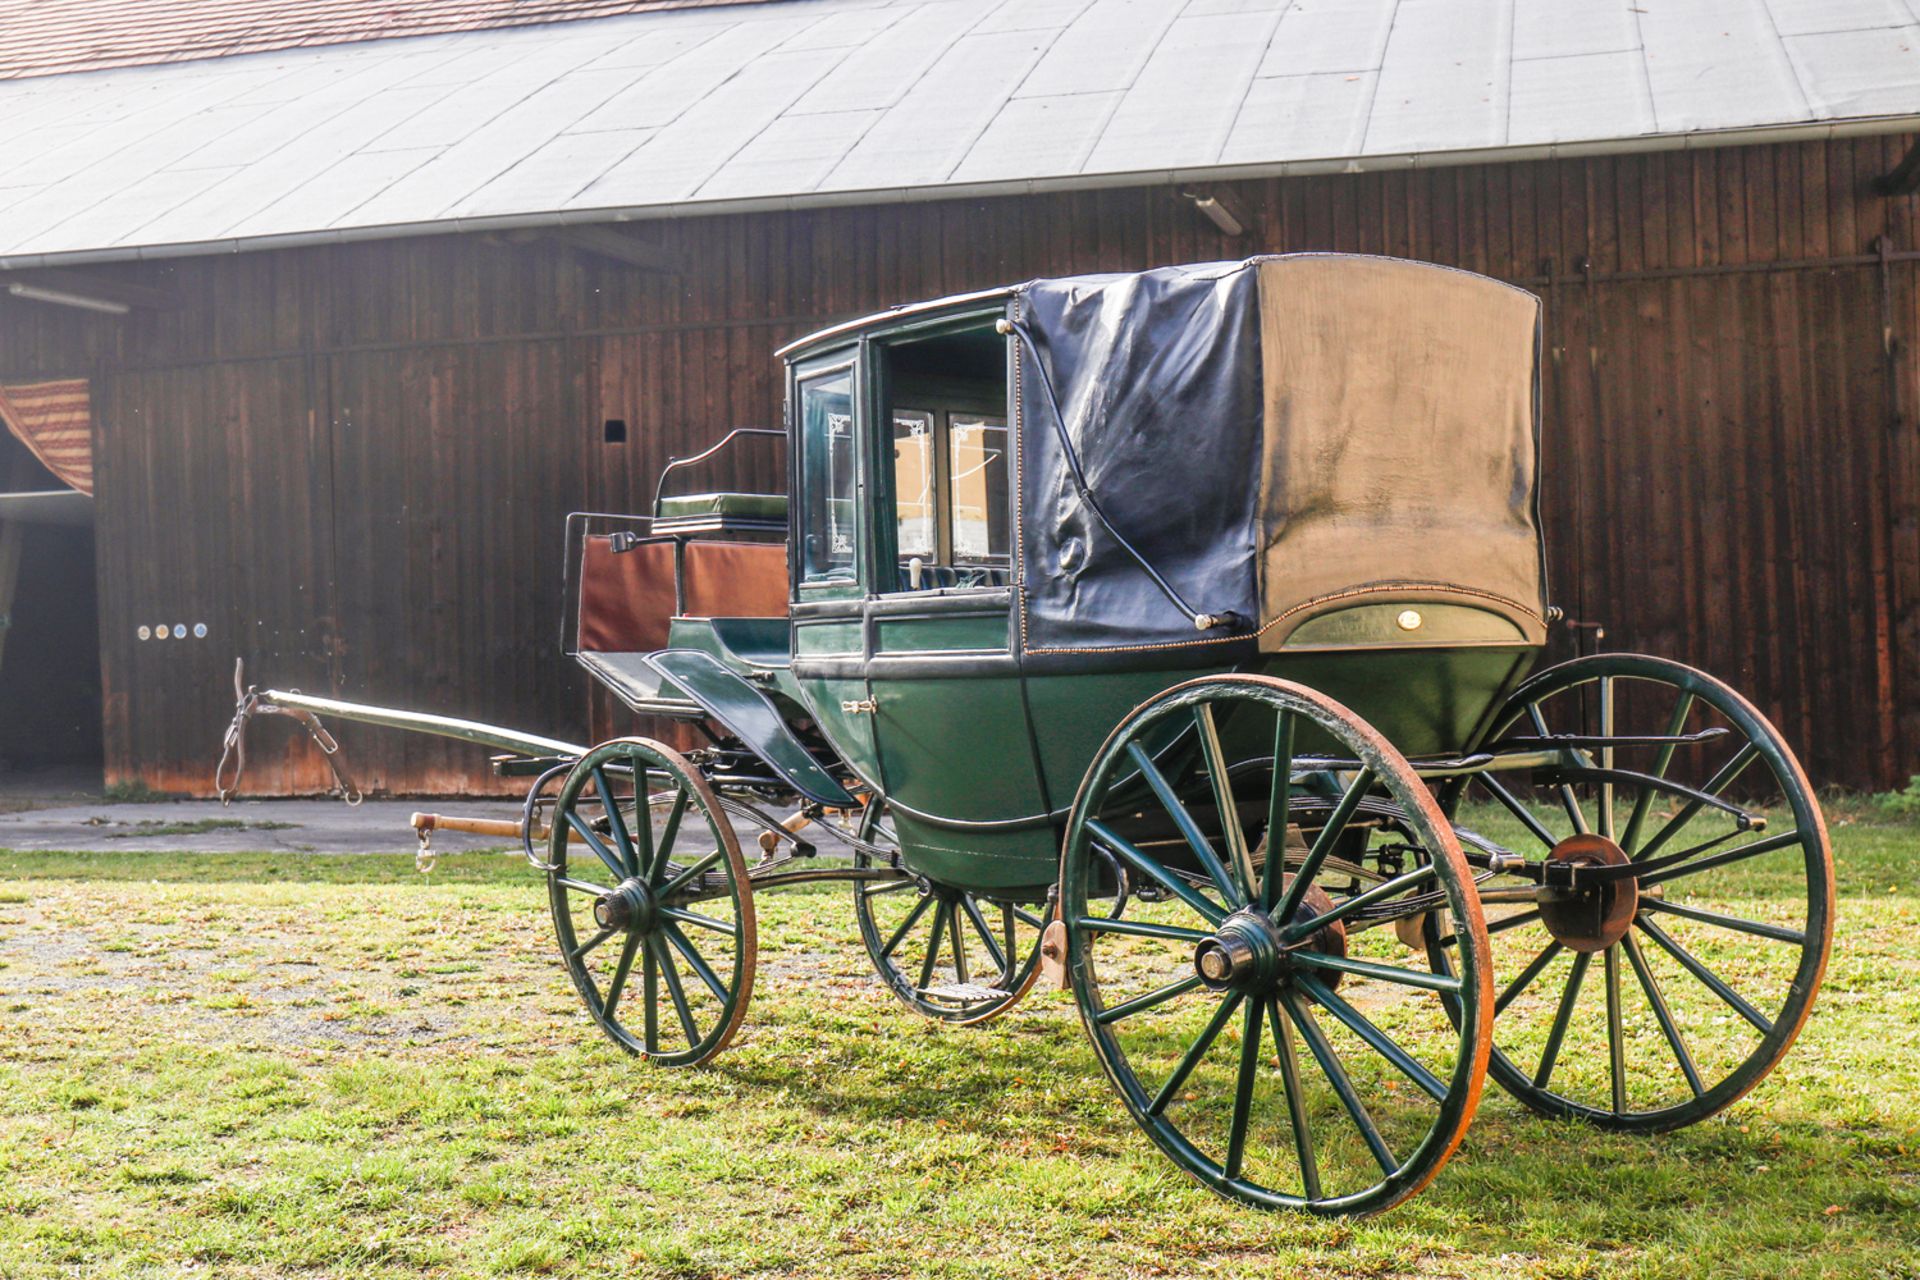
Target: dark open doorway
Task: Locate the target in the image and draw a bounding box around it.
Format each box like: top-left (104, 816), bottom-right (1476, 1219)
top-left (0, 428), bottom-right (100, 788)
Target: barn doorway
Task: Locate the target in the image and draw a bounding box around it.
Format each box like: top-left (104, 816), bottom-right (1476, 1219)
top-left (0, 409), bottom-right (101, 792)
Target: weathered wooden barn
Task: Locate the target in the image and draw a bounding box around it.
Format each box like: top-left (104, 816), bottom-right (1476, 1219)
top-left (2, 0), bottom-right (1920, 794)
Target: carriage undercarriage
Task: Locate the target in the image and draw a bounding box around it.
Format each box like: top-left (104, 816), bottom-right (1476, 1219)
top-left (222, 647), bottom-right (1832, 1216)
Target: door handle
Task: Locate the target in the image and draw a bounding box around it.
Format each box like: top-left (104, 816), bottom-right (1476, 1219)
top-left (840, 698), bottom-right (877, 714)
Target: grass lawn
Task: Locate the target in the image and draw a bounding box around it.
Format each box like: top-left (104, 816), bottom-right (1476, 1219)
top-left (0, 802), bottom-right (1915, 1279)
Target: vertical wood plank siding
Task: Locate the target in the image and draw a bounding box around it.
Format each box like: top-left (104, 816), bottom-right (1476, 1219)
top-left (2, 135), bottom-right (1915, 793)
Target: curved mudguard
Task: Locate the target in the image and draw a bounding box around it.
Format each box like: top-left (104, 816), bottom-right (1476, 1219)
top-left (642, 649), bottom-right (858, 807)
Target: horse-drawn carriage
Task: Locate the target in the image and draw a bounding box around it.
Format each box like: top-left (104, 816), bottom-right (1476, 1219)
top-left (220, 254), bottom-right (1832, 1215)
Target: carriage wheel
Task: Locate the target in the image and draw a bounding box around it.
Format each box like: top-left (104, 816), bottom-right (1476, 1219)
top-left (852, 800), bottom-right (1046, 1025)
top-left (546, 738), bottom-right (757, 1066)
top-left (1061, 675), bottom-right (1492, 1216)
top-left (1433, 654), bottom-right (1833, 1130)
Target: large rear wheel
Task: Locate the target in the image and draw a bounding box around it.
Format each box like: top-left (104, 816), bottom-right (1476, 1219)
top-left (1435, 654), bottom-right (1833, 1130)
top-left (1061, 675), bottom-right (1492, 1216)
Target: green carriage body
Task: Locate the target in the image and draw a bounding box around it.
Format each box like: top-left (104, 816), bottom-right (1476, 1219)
top-left (635, 255), bottom-right (1550, 897)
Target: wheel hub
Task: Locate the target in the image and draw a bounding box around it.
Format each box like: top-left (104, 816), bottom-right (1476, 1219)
top-left (1536, 833), bottom-right (1637, 952)
top-left (1193, 885), bottom-right (1348, 994)
top-left (593, 877), bottom-right (656, 932)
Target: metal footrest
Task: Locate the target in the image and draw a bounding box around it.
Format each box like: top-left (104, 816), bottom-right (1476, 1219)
top-left (919, 982), bottom-right (1007, 1004)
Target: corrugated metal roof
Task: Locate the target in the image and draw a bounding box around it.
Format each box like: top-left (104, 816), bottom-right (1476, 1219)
top-left (3, 0), bottom-right (1918, 268)
top-left (0, 0), bottom-right (769, 81)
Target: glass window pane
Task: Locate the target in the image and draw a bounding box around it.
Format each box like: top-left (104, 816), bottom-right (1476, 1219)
top-left (892, 410), bottom-right (936, 560)
top-left (948, 415), bottom-right (1008, 562)
top-left (799, 370), bottom-right (857, 581)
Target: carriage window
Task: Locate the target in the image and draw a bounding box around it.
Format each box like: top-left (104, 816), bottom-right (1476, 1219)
top-left (878, 318), bottom-right (1011, 589)
top-left (892, 410), bottom-right (937, 560)
top-left (949, 415), bottom-right (1008, 563)
top-left (799, 369), bottom-right (857, 581)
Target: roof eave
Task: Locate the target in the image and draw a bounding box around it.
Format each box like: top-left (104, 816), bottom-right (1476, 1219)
top-left (6, 114), bottom-right (1917, 272)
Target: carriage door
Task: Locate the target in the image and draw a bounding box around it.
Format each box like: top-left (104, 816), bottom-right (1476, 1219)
top-left (861, 320), bottom-right (1053, 877)
top-left (787, 356), bottom-right (883, 785)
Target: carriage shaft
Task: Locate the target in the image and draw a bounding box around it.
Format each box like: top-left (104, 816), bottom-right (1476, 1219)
top-left (255, 688), bottom-right (587, 762)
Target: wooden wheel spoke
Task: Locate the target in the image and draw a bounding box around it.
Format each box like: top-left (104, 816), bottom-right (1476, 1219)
top-left (1488, 907), bottom-right (1543, 936)
top-left (1076, 916), bottom-right (1211, 945)
top-left (917, 902), bottom-right (948, 991)
top-left (1635, 742), bottom-right (1760, 862)
top-left (1528, 701), bottom-right (1590, 835)
top-left (1285, 993), bottom-right (1397, 1177)
top-left (1604, 944), bottom-right (1627, 1114)
top-left (642, 938), bottom-right (658, 1055)
top-left (557, 877), bottom-right (614, 897)
top-left (1147, 992), bottom-right (1241, 1116)
top-left (660, 905), bottom-right (737, 937)
top-left (1087, 819), bottom-right (1227, 926)
top-left (1263, 711), bottom-right (1296, 910)
top-left (569, 924), bottom-right (617, 961)
top-left (1287, 949), bottom-right (1462, 994)
top-left (657, 848), bottom-right (724, 899)
top-left (1623, 932), bottom-right (1704, 1097)
top-left (1620, 692), bottom-right (1695, 853)
top-left (1279, 864), bottom-right (1438, 943)
top-left (649, 788), bottom-right (688, 883)
top-left (1094, 973), bottom-right (1206, 1025)
top-left (1638, 829), bottom-right (1802, 889)
top-left (1010, 905), bottom-right (1046, 930)
top-left (592, 766), bottom-right (639, 876)
top-left (1195, 704), bottom-right (1258, 902)
top-left (663, 922), bottom-right (729, 1003)
top-left (880, 894), bottom-right (933, 960)
top-left (1533, 950), bottom-right (1592, 1089)
top-left (1267, 998), bottom-right (1321, 1201)
top-left (948, 904), bottom-right (971, 985)
top-left (1294, 971), bottom-right (1448, 1102)
top-left (564, 811), bottom-right (627, 881)
top-left (602, 929), bottom-right (643, 1019)
top-left (651, 936), bottom-right (701, 1047)
top-left (1477, 773), bottom-right (1559, 852)
top-left (1274, 767), bottom-right (1377, 923)
top-left (1598, 677), bottom-right (1616, 841)
top-left (1496, 942), bottom-right (1563, 1014)
top-left (960, 896), bottom-right (1008, 974)
top-left (1125, 741), bottom-right (1242, 907)
top-left (1635, 917), bottom-right (1774, 1035)
top-left (1223, 998), bottom-right (1264, 1180)
top-left (1641, 897), bottom-right (1804, 944)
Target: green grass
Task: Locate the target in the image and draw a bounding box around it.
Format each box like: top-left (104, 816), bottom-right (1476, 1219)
top-left (0, 811), bottom-right (1916, 1279)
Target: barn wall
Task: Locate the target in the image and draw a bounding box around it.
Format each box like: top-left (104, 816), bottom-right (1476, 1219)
top-left (0, 133), bottom-right (1915, 793)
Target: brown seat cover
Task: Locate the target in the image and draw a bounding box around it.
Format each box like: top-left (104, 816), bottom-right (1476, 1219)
top-left (577, 537), bottom-right (789, 655)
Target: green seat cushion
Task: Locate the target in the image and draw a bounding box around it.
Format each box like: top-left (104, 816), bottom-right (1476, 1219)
top-left (654, 492), bottom-right (789, 523)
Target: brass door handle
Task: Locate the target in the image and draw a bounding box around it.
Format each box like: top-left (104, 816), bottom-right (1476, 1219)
top-left (840, 698), bottom-right (877, 714)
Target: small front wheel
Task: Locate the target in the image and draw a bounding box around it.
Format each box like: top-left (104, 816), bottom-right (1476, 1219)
top-left (1061, 675), bottom-right (1492, 1216)
top-left (852, 800), bottom-right (1046, 1025)
top-left (547, 738), bottom-right (756, 1065)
